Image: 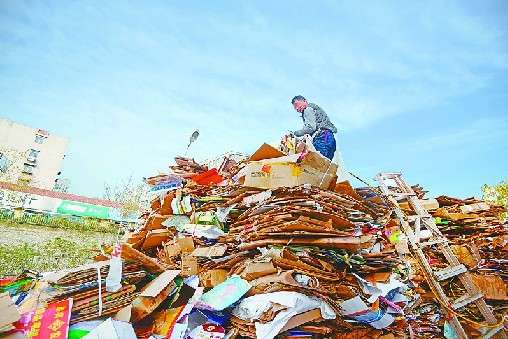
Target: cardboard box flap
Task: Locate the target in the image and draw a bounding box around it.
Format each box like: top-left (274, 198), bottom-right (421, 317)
top-left (0, 292), bottom-right (20, 328)
top-left (301, 151), bottom-right (337, 174)
top-left (249, 143), bottom-right (285, 161)
top-left (177, 237), bottom-right (195, 253)
top-left (251, 153), bottom-right (301, 165)
top-left (191, 245), bottom-right (227, 257)
top-left (140, 270), bottom-right (181, 297)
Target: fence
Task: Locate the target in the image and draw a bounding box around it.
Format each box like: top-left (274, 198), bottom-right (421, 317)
top-left (0, 209), bottom-right (121, 234)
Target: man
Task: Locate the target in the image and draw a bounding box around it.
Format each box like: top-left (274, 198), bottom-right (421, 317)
top-left (291, 95), bottom-right (337, 160)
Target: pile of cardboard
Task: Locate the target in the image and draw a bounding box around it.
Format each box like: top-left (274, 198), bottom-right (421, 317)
top-left (116, 145), bottom-right (415, 338)
top-left (45, 261), bottom-right (148, 324)
top-left (394, 193), bottom-right (508, 337)
top-left (1, 141), bottom-right (506, 339)
top-left (434, 196), bottom-right (508, 313)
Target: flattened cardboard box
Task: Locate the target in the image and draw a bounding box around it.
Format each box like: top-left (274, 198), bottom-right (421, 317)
top-left (191, 245), bottom-right (227, 257)
top-left (199, 269), bottom-right (228, 288)
top-left (177, 237), bottom-right (195, 253)
top-left (131, 270), bottom-right (180, 322)
top-left (181, 254), bottom-right (199, 276)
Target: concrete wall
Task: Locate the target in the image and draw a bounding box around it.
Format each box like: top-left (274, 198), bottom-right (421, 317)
top-left (0, 118), bottom-right (68, 190)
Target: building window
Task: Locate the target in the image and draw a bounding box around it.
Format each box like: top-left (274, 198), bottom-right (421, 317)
top-left (23, 164), bottom-right (34, 174)
top-left (54, 178), bottom-right (70, 193)
top-left (28, 149), bottom-right (39, 158)
top-left (0, 152), bottom-right (7, 172)
top-left (35, 134), bottom-right (47, 144)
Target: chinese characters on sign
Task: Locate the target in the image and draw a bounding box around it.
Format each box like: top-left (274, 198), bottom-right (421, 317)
top-left (24, 298), bottom-right (73, 339)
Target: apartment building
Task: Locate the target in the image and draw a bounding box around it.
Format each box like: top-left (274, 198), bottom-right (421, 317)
top-left (0, 118), bottom-right (68, 190)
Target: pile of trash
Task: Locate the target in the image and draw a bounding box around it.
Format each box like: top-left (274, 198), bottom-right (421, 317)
top-left (1, 141), bottom-right (506, 339)
top-left (395, 193), bottom-right (508, 337)
top-left (434, 196), bottom-right (508, 318)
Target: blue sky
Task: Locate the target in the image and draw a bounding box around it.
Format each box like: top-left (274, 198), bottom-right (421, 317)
top-left (1, 1), bottom-right (507, 198)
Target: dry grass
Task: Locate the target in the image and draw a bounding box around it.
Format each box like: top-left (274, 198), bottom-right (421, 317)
top-left (0, 223), bottom-right (117, 276)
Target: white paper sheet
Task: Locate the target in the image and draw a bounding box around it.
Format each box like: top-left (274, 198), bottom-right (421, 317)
top-left (83, 318), bottom-right (136, 339)
top-left (339, 296), bottom-right (369, 315)
top-left (232, 292), bottom-right (335, 339)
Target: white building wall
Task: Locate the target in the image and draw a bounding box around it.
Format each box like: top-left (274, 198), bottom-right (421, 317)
top-left (0, 118), bottom-right (68, 189)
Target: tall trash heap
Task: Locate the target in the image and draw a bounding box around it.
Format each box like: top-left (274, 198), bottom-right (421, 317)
top-left (1, 141), bottom-right (506, 339)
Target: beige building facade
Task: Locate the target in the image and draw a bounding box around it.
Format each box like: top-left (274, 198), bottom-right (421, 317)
top-left (0, 118), bottom-right (68, 190)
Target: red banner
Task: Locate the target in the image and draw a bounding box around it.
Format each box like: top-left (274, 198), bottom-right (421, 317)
top-left (18, 298), bottom-right (73, 339)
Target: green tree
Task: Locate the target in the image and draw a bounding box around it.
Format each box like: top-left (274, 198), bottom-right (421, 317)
top-left (103, 176), bottom-right (149, 218)
top-left (482, 181), bottom-right (508, 220)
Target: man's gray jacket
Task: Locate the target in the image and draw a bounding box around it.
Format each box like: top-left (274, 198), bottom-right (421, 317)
top-left (294, 103), bottom-right (337, 137)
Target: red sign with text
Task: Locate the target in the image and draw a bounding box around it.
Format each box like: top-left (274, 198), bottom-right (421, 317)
top-left (20, 298), bottom-right (73, 339)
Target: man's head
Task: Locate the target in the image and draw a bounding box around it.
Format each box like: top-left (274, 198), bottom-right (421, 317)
top-left (291, 95), bottom-right (308, 113)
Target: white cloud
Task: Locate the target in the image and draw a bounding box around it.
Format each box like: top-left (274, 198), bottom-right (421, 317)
top-left (410, 117), bottom-right (508, 150)
top-left (1, 0), bottom-right (507, 195)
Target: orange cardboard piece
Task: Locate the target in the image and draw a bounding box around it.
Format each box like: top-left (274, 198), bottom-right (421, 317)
top-left (121, 243), bottom-right (166, 273)
top-left (327, 175), bottom-right (338, 190)
top-left (200, 269), bottom-right (228, 288)
top-left (131, 270), bottom-right (181, 322)
top-left (131, 283), bottom-right (176, 322)
top-left (452, 245), bottom-right (479, 268)
top-left (334, 181), bottom-right (362, 200)
top-left (145, 214), bottom-right (168, 231)
top-left (164, 242), bottom-right (182, 258)
top-left (177, 237), bottom-right (195, 253)
top-left (191, 245), bottom-right (227, 257)
top-left (399, 199), bottom-right (439, 211)
top-left (241, 262), bottom-right (278, 281)
top-left (366, 272), bottom-right (391, 283)
top-left (181, 254), bottom-right (199, 276)
top-left (127, 230), bottom-right (147, 245)
top-left (160, 192), bottom-right (175, 215)
top-left (142, 229), bottom-right (172, 250)
top-left (472, 274), bottom-right (508, 301)
top-left (433, 208), bottom-right (478, 222)
top-left (153, 305), bottom-right (186, 336)
top-left (249, 143), bottom-right (285, 162)
top-left (150, 196), bottom-right (161, 211)
top-left (278, 308), bottom-right (322, 334)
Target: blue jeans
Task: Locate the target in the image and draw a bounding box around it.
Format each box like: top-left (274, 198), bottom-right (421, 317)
top-left (312, 129), bottom-right (336, 160)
